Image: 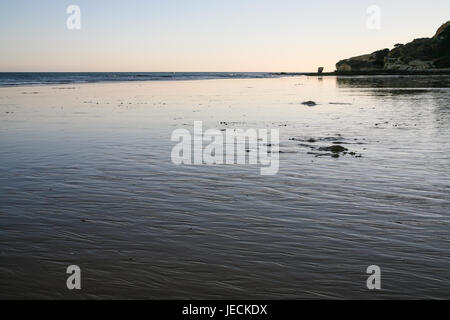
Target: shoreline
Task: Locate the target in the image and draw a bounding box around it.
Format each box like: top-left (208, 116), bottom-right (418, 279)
top-left (301, 70), bottom-right (450, 77)
top-left (1, 71), bottom-right (450, 88)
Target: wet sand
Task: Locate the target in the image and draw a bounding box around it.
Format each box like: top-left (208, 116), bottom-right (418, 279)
top-left (0, 76), bottom-right (449, 299)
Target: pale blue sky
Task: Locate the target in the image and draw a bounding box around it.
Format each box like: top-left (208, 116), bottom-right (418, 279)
top-left (0, 0), bottom-right (448, 72)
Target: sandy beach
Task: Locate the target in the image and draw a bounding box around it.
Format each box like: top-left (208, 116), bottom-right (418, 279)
top-left (1, 76), bottom-right (449, 299)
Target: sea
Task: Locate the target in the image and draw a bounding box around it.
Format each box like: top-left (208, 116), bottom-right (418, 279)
top-left (0, 72), bottom-right (294, 87)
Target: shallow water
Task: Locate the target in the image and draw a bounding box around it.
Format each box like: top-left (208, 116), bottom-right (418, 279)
top-left (0, 72), bottom-right (286, 87)
top-left (0, 76), bottom-right (449, 299)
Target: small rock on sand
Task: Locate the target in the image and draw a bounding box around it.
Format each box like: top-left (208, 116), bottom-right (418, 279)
top-left (318, 145), bottom-right (348, 153)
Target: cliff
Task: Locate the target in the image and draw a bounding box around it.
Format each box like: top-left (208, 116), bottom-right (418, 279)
top-left (336, 21), bottom-right (450, 72)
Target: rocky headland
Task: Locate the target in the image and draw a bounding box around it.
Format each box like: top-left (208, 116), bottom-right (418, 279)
top-left (335, 21), bottom-right (450, 74)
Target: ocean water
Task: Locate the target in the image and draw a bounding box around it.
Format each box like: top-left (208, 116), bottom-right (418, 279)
top-left (0, 75), bottom-right (449, 299)
top-left (0, 72), bottom-right (290, 87)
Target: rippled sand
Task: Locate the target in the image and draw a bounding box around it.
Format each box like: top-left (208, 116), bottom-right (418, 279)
top-left (0, 76), bottom-right (449, 299)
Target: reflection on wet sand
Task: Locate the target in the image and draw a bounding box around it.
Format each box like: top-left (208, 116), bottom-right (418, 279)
top-left (336, 75), bottom-right (450, 88)
top-left (0, 76), bottom-right (449, 299)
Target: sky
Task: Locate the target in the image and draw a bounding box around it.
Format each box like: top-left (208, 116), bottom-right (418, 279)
top-left (0, 0), bottom-right (448, 72)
